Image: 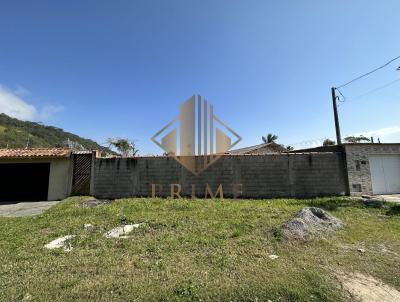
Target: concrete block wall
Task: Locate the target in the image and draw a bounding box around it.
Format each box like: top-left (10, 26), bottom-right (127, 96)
top-left (344, 144), bottom-right (400, 196)
top-left (92, 153), bottom-right (348, 199)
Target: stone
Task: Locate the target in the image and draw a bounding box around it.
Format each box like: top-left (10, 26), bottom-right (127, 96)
top-left (357, 248), bottom-right (366, 253)
top-left (282, 207), bottom-right (344, 240)
top-left (84, 223), bottom-right (94, 231)
top-left (268, 254), bottom-right (279, 260)
top-left (104, 224), bottom-right (144, 238)
top-left (81, 199), bottom-right (112, 207)
top-left (45, 235), bottom-right (76, 251)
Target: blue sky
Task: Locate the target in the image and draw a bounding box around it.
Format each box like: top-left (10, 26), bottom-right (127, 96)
top-left (0, 0), bottom-right (399, 154)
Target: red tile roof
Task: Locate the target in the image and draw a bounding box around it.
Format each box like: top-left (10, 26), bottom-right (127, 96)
top-left (226, 142), bottom-right (286, 155)
top-left (0, 148), bottom-right (72, 159)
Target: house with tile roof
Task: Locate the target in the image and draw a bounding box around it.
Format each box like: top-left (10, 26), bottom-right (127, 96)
top-left (225, 142), bottom-right (287, 155)
top-left (0, 148), bottom-right (85, 201)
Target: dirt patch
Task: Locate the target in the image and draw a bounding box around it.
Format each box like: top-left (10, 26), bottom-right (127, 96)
top-left (339, 243), bottom-right (400, 258)
top-left (282, 207), bottom-right (343, 240)
top-left (337, 272), bottom-right (400, 302)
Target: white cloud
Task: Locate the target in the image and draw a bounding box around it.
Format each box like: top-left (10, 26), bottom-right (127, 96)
top-left (14, 85), bottom-right (30, 97)
top-left (0, 85), bottom-right (38, 120)
top-left (0, 85), bottom-right (63, 121)
top-left (357, 126), bottom-right (400, 143)
top-left (40, 105), bottom-right (65, 119)
top-left (286, 126), bottom-right (400, 149)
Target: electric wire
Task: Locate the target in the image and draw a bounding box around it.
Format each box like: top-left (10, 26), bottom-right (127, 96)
top-left (336, 78), bottom-right (400, 103)
top-left (335, 88), bottom-right (347, 103)
top-left (347, 78), bottom-right (400, 102)
top-left (336, 55), bottom-right (400, 88)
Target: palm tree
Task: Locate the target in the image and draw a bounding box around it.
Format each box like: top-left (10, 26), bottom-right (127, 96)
top-left (262, 133), bottom-right (278, 144)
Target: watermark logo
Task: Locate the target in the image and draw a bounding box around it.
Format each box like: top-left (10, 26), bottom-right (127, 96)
top-left (151, 95), bottom-right (241, 175)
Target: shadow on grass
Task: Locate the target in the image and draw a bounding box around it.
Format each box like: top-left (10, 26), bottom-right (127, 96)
top-left (306, 198), bottom-right (358, 211)
top-left (271, 226), bottom-right (285, 241)
top-left (386, 205), bottom-right (400, 216)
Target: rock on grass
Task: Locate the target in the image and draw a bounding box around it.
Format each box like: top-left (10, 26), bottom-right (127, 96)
top-left (282, 207), bottom-right (343, 240)
top-left (45, 235), bottom-right (76, 251)
top-left (104, 224), bottom-right (145, 238)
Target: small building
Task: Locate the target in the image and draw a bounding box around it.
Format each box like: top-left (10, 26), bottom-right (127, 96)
top-left (0, 148), bottom-right (73, 201)
top-left (226, 142), bottom-right (287, 155)
top-left (290, 143), bottom-right (400, 196)
top-left (344, 143), bottom-right (400, 196)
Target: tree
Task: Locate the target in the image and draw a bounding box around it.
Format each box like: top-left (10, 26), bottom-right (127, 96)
top-left (286, 145), bottom-right (294, 151)
top-left (107, 138), bottom-right (138, 157)
top-left (262, 133), bottom-right (278, 144)
top-left (344, 135), bottom-right (370, 144)
top-left (322, 139), bottom-right (336, 146)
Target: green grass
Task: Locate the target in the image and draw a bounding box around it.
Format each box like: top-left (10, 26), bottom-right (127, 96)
top-left (0, 197), bottom-right (399, 302)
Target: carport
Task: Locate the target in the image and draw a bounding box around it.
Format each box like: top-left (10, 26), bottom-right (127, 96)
top-left (0, 149), bottom-right (73, 201)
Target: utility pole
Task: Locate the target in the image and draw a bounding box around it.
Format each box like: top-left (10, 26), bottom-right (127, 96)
top-left (331, 87), bottom-right (342, 145)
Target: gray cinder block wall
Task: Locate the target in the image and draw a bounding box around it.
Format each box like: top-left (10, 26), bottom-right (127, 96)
top-left (92, 153), bottom-right (348, 199)
top-left (344, 144), bottom-right (400, 196)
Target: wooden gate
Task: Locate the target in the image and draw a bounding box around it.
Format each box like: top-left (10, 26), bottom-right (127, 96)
top-left (71, 153), bottom-right (92, 195)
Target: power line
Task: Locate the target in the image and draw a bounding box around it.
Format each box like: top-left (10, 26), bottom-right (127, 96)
top-left (337, 55), bottom-right (400, 88)
top-left (335, 87), bottom-right (347, 102)
top-left (337, 77), bottom-right (400, 103)
top-left (348, 78), bottom-right (400, 102)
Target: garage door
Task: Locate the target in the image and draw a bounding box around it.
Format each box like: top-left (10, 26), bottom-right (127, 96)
top-left (0, 163), bottom-right (50, 201)
top-left (369, 155), bottom-right (400, 195)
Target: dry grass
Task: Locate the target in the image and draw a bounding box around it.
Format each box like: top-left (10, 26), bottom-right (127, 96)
top-left (0, 197), bottom-right (399, 301)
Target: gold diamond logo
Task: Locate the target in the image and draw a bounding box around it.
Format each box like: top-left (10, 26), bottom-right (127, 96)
top-left (151, 95), bottom-right (241, 175)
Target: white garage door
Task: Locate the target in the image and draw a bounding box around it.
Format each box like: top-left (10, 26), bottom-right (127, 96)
top-left (369, 155), bottom-right (400, 194)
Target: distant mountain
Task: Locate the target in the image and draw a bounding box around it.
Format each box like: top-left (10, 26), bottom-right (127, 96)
top-left (0, 113), bottom-right (114, 154)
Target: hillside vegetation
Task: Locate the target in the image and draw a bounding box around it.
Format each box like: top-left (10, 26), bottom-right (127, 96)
top-left (0, 113), bottom-right (113, 153)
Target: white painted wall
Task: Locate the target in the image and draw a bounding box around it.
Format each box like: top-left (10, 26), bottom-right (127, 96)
top-left (48, 158), bottom-right (73, 200)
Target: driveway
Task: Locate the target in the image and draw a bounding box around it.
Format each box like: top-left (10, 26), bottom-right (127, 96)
top-left (0, 201), bottom-right (61, 217)
top-left (371, 195), bottom-right (400, 203)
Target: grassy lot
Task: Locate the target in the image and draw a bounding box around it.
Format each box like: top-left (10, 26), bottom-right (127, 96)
top-left (0, 197), bottom-right (399, 302)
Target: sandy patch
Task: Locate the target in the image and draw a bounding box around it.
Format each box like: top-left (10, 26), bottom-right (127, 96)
top-left (337, 272), bottom-right (400, 302)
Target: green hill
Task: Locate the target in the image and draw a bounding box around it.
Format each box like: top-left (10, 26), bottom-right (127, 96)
top-left (0, 113), bottom-right (113, 153)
